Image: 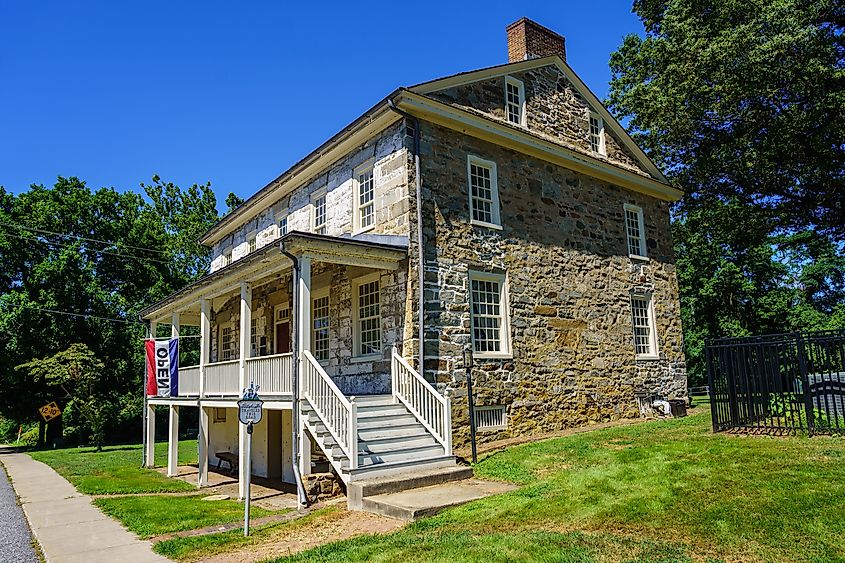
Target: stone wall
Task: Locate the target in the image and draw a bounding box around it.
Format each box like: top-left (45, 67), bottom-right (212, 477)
top-left (426, 63), bottom-right (649, 178)
top-left (415, 122), bottom-right (686, 446)
top-left (210, 123), bottom-right (409, 272)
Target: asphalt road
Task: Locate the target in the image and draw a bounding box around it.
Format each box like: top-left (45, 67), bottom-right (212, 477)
top-left (0, 456), bottom-right (38, 562)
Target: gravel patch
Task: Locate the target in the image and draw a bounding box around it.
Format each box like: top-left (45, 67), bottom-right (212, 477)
top-left (0, 462), bottom-right (38, 562)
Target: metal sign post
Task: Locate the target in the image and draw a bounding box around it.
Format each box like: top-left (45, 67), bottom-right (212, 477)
top-left (237, 383), bottom-right (263, 537)
top-left (463, 344), bottom-right (478, 464)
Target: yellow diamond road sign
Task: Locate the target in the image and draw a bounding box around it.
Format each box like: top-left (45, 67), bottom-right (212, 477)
top-left (39, 402), bottom-right (62, 422)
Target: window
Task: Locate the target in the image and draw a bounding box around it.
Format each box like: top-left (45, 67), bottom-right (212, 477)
top-left (355, 167), bottom-right (375, 231)
top-left (353, 275), bottom-right (381, 357)
top-left (589, 112), bottom-right (606, 155)
top-left (467, 156), bottom-right (501, 228)
top-left (631, 294), bottom-right (658, 358)
top-left (222, 249), bottom-right (232, 267)
top-left (624, 204), bottom-right (647, 258)
top-left (312, 291), bottom-right (330, 362)
top-left (277, 210), bottom-right (288, 236)
top-left (221, 325), bottom-right (235, 361)
top-left (469, 271), bottom-right (510, 356)
top-left (475, 405), bottom-right (507, 431)
top-left (250, 317), bottom-right (258, 357)
top-left (505, 76), bottom-right (525, 126)
top-left (312, 193), bottom-right (327, 234)
top-left (248, 236), bottom-right (257, 254)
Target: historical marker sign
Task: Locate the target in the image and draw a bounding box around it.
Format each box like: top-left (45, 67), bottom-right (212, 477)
top-left (238, 400), bottom-right (263, 425)
top-left (38, 402), bottom-right (62, 422)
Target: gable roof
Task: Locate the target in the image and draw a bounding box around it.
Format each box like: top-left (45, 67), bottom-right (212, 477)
top-left (410, 55), bottom-right (668, 184)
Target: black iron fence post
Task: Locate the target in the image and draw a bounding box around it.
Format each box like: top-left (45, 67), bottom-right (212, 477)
top-left (706, 344), bottom-right (718, 432)
top-left (796, 333), bottom-right (815, 437)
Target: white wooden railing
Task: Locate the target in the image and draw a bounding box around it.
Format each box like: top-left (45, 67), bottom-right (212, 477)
top-left (245, 353), bottom-right (292, 395)
top-left (179, 365), bottom-right (201, 396)
top-left (204, 359), bottom-right (240, 396)
top-left (391, 347), bottom-right (452, 454)
top-left (301, 350), bottom-right (358, 469)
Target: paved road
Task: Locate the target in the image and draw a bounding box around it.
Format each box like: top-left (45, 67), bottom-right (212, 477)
top-left (0, 449), bottom-right (38, 563)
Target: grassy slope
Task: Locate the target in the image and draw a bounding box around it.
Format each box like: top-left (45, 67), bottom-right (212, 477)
top-left (279, 410), bottom-right (845, 563)
top-left (29, 439), bottom-right (197, 494)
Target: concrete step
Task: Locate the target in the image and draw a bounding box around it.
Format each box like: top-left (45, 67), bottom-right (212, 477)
top-left (347, 464), bottom-right (473, 508)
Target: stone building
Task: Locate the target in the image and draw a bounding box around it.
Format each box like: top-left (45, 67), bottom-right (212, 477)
top-left (140, 18), bottom-right (686, 503)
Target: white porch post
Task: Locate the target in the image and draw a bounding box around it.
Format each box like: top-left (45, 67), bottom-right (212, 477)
top-left (238, 282), bottom-right (251, 500)
top-left (144, 320), bottom-right (157, 468)
top-left (297, 256), bottom-right (312, 476)
top-left (167, 313), bottom-right (180, 476)
top-left (198, 299), bottom-right (210, 488)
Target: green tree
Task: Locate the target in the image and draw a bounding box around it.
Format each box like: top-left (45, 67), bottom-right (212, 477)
top-left (608, 0), bottom-right (845, 384)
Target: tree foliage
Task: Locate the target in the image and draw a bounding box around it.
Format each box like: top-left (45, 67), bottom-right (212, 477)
top-left (609, 0), bottom-right (845, 384)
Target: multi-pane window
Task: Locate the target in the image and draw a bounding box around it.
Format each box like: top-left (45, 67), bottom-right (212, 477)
top-left (313, 194), bottom-right (327, 234)
top-left (221, 325), bottom-right (235, 361)
top-left (355, 278), bottom-right (381, 356)
top-left (624, 204), bottom-right (646, 258)
top-left (589, 113), bottom-right (605, 155)
top-left (277, 212), bottom-right (288, 236)
top-left (468, 156), bottom-right (500, 227)
top-left (312, 293), bottom-right (330, 362)
top-left (505, 77), bottom-right (525, 125)
top-left (469, 272), bottom-right (509, 355)
top-left (356, 169), bottom-right (375, 231)
top-left (248, 236), bottom-right (256, 254)
top-left (249, 317), bottom-right (258, 357)
top-left (631, 294), bottom-right (657, 358)
top-left (223, 250), bottom-right (232, 267)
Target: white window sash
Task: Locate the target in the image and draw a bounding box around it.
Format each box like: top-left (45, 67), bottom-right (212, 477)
top-left (624, 203), bottom-right (647, 258)
top-left (504, 76), bottom-right (526, 126)
top-left (351, 273), bottom-right (381, 358)
top-left (589, 112), bottom-right (606, 156)
top-left (468, 270), bottom-right (511, 358)
top-left (631, 294), bottom-right (658, 359)
top-left (467, 155), bottom-right (502, 229)
top-left (354, 164), bottom-right (375, 233)
top-left (312, 192), bottom-right (327, 234)
top-left (311, 288), bottom-right (330, 363)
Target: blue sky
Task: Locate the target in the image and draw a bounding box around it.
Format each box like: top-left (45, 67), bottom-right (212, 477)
top-left (0, 2), bottom-right (642, 209)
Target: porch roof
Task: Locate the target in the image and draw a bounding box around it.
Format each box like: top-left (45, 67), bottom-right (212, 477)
top-left (140, 231), bottom-right (408, 323)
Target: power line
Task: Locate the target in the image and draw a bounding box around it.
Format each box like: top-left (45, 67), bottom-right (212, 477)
top-left (3, 233), bottom-right (172, 265)
top-left (0, 302), bottom-right (144, 325)
top-left (0, 221), bottom-right (170, 254)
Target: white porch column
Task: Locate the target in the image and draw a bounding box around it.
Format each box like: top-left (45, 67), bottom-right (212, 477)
top-left (238, 282), bottom-right (251, 500)
top-left (199, 300), bottom-right (210, 398)
top-left (198, 406), bottom-right (209, 487)
top-left (167, 405), bottom-right (179, 476)
top-left (144, 320), bottom-right (157, 468)
top-left (297, 256), bottom-right (312, 476)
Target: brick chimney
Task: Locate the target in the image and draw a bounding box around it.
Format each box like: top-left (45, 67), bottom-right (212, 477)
top-left (506, 18), bottom-right (566, 62)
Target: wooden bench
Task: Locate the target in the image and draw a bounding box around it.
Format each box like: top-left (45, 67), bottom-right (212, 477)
top-left (215, 451), bottom-right (238, 474)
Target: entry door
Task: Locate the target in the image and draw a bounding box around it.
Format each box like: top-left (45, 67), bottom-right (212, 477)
top-left (275, 321), bottom-right (291, 354)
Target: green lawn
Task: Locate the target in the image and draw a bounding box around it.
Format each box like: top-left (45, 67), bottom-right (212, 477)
top-left (274, 409), bottom-right (845, 563)
top-left (29, 439), bottom-right (198, 494)
top-left (95, 494), bottom-right (283, 538)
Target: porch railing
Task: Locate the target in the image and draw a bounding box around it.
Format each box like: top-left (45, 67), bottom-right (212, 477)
top-left (179, 365), bottom-right (201, 396)
top-left (204, 359), bottom-right (240, 396)
top-left (391, 347), bottom-right (452, 454)
top-left (301, 350), bottom-right (358, 469)
top-left (245, 353), bottom-right (292, 395)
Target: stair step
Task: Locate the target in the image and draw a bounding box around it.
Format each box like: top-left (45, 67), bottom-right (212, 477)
top-left (356, 404), bottom-right (411, 417)
top-left (350, 395), bottom-right (394, 406)
top-left (358, 444), bottom-right (446, 467)
top-left (356, 413), bottom-right (418, 428)
top-left (357, 426), bottom-right (430, 442)
top-left (329, 435), bottom-right (439, 458)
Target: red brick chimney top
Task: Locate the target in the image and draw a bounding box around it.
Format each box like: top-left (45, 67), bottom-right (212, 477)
top-left (506, 18), bottom-right (566, 62)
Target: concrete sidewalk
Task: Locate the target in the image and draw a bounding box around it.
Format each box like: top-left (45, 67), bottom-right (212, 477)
top-left (0, 446), bottom-right (168, 563)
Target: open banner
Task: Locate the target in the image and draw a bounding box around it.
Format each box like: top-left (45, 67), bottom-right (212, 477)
top-left (145, 339), bottom-right (179, 397)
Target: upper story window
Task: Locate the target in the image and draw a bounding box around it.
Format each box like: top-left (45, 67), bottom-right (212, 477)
top-left (249, 317), bottom-right (258, 357)
top-left (631, 293), bottom-right (658, 359)
top-left (312, 192), bottom-right (327, 235)
top-left (221, 325), bottom-right (236, 361)
top-left (505, 76), bottom-right (526, 126)
top-left (467, 156), bottom-right (501, 229)
top-left (222, 249), bottom-right (232, 267)
top-left (353, 275), bottom-right (381, 357)
top-left (469, 270), bottom-right (511, 358)
top-left (624, 203), bottom-right (647, 258)
top-left (312, 290), bottom-right (330, 363)
top-left (589, 112), bottom-right (606, 155)
top-left (355, 167), bottom-right (375, 232)
top-left (277, 210), bottom-right (288, 237)
top-left (248, 235), bottom-right (257, 254)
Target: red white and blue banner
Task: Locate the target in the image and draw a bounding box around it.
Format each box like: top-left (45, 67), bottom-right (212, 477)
top-left (145, 339), bottom-right (178, 397)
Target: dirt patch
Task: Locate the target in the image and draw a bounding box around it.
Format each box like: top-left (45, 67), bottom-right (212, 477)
top-left (197, 508), bottom-right (404, 563)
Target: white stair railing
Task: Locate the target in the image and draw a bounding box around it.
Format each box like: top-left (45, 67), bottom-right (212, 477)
top-left (391, 347), bottom-right (452, 454)
top-left (301, 350), bottom-right (358, 469)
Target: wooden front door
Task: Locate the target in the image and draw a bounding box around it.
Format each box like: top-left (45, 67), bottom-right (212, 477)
top-left (275, 321), bottom-right (291, 354)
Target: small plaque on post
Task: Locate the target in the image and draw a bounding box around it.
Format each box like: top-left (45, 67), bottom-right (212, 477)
top-left (237, 383), bottom-right (263, 425)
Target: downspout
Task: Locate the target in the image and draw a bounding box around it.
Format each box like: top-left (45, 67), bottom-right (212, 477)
top-left (280, 241), bottom-right (310, 508)
top-left (387, 97), bottom-right (425, 371)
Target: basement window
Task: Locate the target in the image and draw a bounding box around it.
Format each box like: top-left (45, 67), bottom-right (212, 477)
top-left (475, 405), bottom-right (507, 431)
top-left (505, 76), bottom-right (526, 126)
top-left (467, 155), bottom-right (501, 229)
top-left (624, 203), bottom-right (647, 259)
top-left (589, 112), bottom-right (606, 155)
top-left (631, 294), bottom-right (658, 359)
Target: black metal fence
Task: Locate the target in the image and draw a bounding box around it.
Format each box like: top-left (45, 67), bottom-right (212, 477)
top-left (706, 329), bottom-right (845, 435)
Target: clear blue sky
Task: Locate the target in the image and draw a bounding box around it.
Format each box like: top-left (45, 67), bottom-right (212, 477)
top-left (0, 2), bottom-right (642, 209)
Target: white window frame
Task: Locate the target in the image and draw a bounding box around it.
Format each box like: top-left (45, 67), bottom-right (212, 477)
top-left (351, 272), bottom-right (382, 361)
top-left (631, 293), bottom-right (659, 360)
top-left (504, 76), bottom-right (526, 126)
top-left (222, 247), bottom-right (232, 268)
top-left (311, 287), bottom-right (330, 364)
top-left (220, 323), bottom-right (236, 361)
top-left (589, 111), bottom-right (606, 156)
top-left (353, 162), bottom-right (376, 233)
top-left (624, 203), bottom-right (647, 259)
top-left (247, 232), bottom-right (257, 254)
top-left (311, 190), bottom-right (327, 235)
top-left (467, 155), bottom-right (502, 230)
top-left (468, 270), bottom-right (512, 359)
top-left (276, 209), bottom-right (288, 237)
